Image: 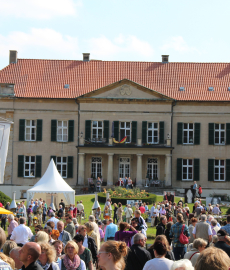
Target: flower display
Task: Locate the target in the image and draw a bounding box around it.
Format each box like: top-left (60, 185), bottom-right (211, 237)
top-left (106, 187), bottom-right (149, 198)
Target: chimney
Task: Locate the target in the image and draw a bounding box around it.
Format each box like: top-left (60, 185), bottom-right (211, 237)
top-left (9, 50), bottom-right (18, 64)
top-left (83, 53), bottom-right (90, 62)
top-left (161, 55), bottom-right (169, 63)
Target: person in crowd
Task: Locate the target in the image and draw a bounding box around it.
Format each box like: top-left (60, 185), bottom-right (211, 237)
top-left (221, 215), bottom-right (230, 234)
top-left (72, 218), bottom-right (79, 234)
top-left (38, 198), bottom-right (43, 206)
top-left (150, 203), bottom-right (158, 227)
top-left (114, 222), bottom-right (137, 247)
top-left (5, 202), bottom-right (10, 210)
top-left (64, 214), bottom-right (75, 239)
top-left (211, 219), bottom-right (220, 235)
top-left (188, 217), bottom-right (197, 244)
top-left (47, 207), bottom-right (54, 217)
top-left (95, 207), bottom-right (101, 220)
top-left (76, 226), bottom-right (97, 264)
top-left (52, 240), bottom-right (64, 262)
top-left (9, 247), bottom-right (24, 270)
top-left (134, 210), bottom-right (148, 231)
top-left (215, 229), bottom-right (230, 257)
top-left (195, 246), bottom-right (230, 270)
top-left (126, 233), bottom-right (151, 270)
top-left (33, 201), bottom-right (39, 217)
top-left (143, 241), bottom-right (174, 270)
top-left (125, 205), bottom-right (133, 224)
top-left (192, 214), bottom-right (212, 244)
top-left (58, 240), bottom-right (86, 270)
top-left (37, 242), bottom-right (60, 270)
top-left (7, 214), bottom-right (18, 240)
top-left (59, 199), bottom-right (65, 211)
top-left (127, 177), bottom-right (132, 189)
top-left (88, 215), bottom-right (99, 235)
top-left (57, 205), bottom-right (64, 219)
top-left (0, 253), bottom-right (15, 270)
top-left (35, 231), bottom-right (49, 243)
top-left (159, 206), bottom-right (166, 217)
top-left (123, 176), bottom-right (128, 188)
top-left (198, 185), bottom-right (202, 198)
top-left (30, 225), bottom-right (43, 242)
top-left (19, 242), bottom-right (43, 270)
top-left (97, 221), bottom-right (104, 241)
top-left (116, 178), bottom-right (124, 187)
top-left (10, 217), bottom-right (33, 246)
top-left (84, 222), bottom-right (100, 250)
top-left (116, 203), bottom-right (123, 224)
top-left (144, 202), bottom-right (149, 212)
top-left (103, 206), bottom-right (110, 220)
top-left (102, 219), bottom-right (108, 235)
top-left (0, 210), bottom-right (7, 231)
top-left (89, 179), bottom-right (95, 193)
top-left (184, 238), bottom-right (207, 266)
top-left (37, 205), bottom-right (43, 225)
top-left (148, 235), bottom-right (175, 261)
top-left (169, 213), bottom-right (190, 260)
top-left (156, 216), bottom-right (167, 236)
top-left (212, 204), bottom-right (221, 215)
top-left (68, 204), bottom-right (73, 218)
top-left (45, 212), bottom-right (59, 230)
top-left (171, 259), bottom-right (194, 270)
top-left (104, 218), bottom-right (118, 241)
top-left (192, 181), bottom-right (197, 198)
top-left (97, 240), bottom-right (128, 270)
top-left (57, 221), bottom-right (72, 245)
top-left (74, 234), bottom-right (93, 270)
top-left (51, 230), bottom-right (60, 241)
top-left (16, 203), bottom-right (22, 218)
top-left (27, 205), bottom-right (33, 227)
top-left (47, 221), bottom-right (55, 231)
top-left (207, 215), bottom-right (221, 228)
top-left (165, 222), bottom-right (173, 245)
top-left (2, 241), bottom-right (17, 256)
top-left (44, 226), bottom-right (55, 244)
top-left (130, 218), bottom-right (147, 245)
top-left (113, 203), bottom-right (118, 224)
top-left (139, 204), bottom-right (146, 214)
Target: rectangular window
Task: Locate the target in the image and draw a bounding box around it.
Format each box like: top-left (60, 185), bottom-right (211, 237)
top-left (57, 121), bottom-right (68, 142)
top-left (91, 157), bottom-right (102, 179)
top-left (120, 122), bottom-right (131, 143)
top-left (24, 156), bottom-right (35, 177)
top-left (119, 157), bottom-right (130, 178)
top-left (214, 160), bottom-right (225, 181)
top-left (215, 124), bottom-right (225, 145)
top-left (147, 123), bottom-right (158, 144)
top-left (183, 123), bottom-right (194, 144)
top-left (147, 158), bottom-right (158, 179)
top-left (92, 121), bottom-right (103, 141)
top-left (56, 157), bottom-right (67, 178)
top-left (25, 120), bottom-right (36, 141)
top-left (182, 159), bottom-right (193, 180)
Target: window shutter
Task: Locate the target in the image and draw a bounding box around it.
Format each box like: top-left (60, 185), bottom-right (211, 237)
top-left (114, 121), bottom-right (119, 141)
top-left (85, 120), bottom-right (91, 141)
top-left (51, 120), bottom-right (57, 142)
top-left (18, 155), bottom-right (24, 177)
top-left (208, 159), bottom-right (214, 181)
top-left (209, 123), bottom-right (214, 145)
top-left (177, 158), bottom-right (182, 181)
top-left (19, 119), bottom-right (25, 141)
top-left (226, 159), bottom-right (230, 181)
top-left (193, 159), bottom-right (200, 181)
top-left (36, 119), bottom-right (43, 141)
top-left (159, 121), bottom-right (164, 144)
top-left (35, 156), bottom-right (42, 178)
top-left (104, 120), bottom-right (109, 143)
top-left (67, 156), bottom-right (73, 178)
top-left (226, 124), bottom-right (230, 145)
top-left (132, 121), bottom-right (137, 143)
top-left (194, 123), bottom-right (200, 145)
top-left (177, 122), bottom-right (183, 144)
top-left (50, 156), bottom-right (56, 164)
top-left (68, 120), bottom-right (74, 142)
top-left (142, 121), bottom-right (147, 144)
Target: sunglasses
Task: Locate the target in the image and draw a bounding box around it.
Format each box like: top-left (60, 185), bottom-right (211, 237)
top-left (35, 229), bottom-right (39, 232)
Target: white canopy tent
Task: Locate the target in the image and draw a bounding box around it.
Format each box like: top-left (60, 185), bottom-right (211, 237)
top-left (27, 159), bottom-right (75, 209)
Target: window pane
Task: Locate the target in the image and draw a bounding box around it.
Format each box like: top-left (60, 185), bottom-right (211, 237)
top-left (215, 124), bottom-right (219, 129)
top-left (184, 123), bottom-right (188, 129)
top-left (31, 156), bottom-right (35, 162)
top-left (189, 159), bottom-right (193, 165)
top-left (125, 122), bottom-right (130, 128)
top-left (63, 121), bottom-right (67, 127)
top-left (189, 123), bottom-right (193, 129)
top-left (220, 160), bottom-right (225, 166)
top-left (120, 122), bottom-right (124, 128)
top-left (92, 121), bottom-right (97, 127)
top-left (63, 157), bottom-right (67, 163)
top-left (215, 160), bottom-right (219, 166)
top-left (31, 120), bottom-right (35, 126)
top-left (183, 159), bottom-right (187, 165)
top-left (57, 121), bottom-right (62, 127)
top-left (98, 121), bottom-right (102, 127)
top-left (154, 123), bottom-right (158, 129)
top-left (221, 124), bottom-right (225, 130)
top-left (148, 123), bottom-right (152, 129)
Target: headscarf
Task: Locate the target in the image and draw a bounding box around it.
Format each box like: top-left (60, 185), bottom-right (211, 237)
top-left (63, 254), bottom-right (81, 270)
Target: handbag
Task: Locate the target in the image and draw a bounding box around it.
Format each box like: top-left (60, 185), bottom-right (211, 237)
top-left (179, 224), bottom-right (189, 244)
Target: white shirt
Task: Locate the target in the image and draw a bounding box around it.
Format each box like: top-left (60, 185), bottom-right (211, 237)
top-left (59, 259), bottom-right (86, 270)
top-left (143, 258), bottom-right (173, 270)
top-left (77, 203), bottom-right (84, 212)
top-left (45, 217), bottom-right (59, 229)
top-left (10, 224), bottom-right (33, 244)
top-left (83, 235), bottom-right (88, 248)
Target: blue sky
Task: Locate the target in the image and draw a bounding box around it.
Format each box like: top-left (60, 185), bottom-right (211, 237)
top-left (0, 0), bottom-right (229, 69)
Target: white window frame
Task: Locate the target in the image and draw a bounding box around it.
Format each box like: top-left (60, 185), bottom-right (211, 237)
top-left (25, 120), bottom-right (36, 141)
top-left (57, 120), bottom-right (68, 142)
top-left (147, 158), bottom-right (158, 180)
top-left (214, 159), bottom-right (225, 181)
top-left (183, 123), bottom-right (194, 144)
top-left (214, 124), bottom-right (225, 145)
top-left (24, 156), bottom-right (35, 177)
top-left (92, 121), bottom-right (103, 141)
top-left (120, 122), bottom-right (131, 143)
top-left (119, 157), bottom-right (130, 178)
top-left (147, 122), bottom-right (159, 144)
top-left (91, 157), bottom-right (102, 179)
top-left (56, 157), bottom-right (67, 178)
top-left (182, 159), bottom-right (193, 181)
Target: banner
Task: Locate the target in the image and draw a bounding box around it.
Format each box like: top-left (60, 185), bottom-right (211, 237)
top-left (0, 122), bottom-right (11, 184)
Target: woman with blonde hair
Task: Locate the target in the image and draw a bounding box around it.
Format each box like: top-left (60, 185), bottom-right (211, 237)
top-left (97, 240), bottom-right (128, 270)
top-left (103, 206), bottom-right (110, 220)
top-left (184, 238), bottom-right (207, 266)
top-left (84, 222), bottom-right (100, 250)
top-left (116, 203), bottom-right (123, 224)
top-left (95, 207), bottom-right (101, 220)
top-left (59, 240), bottom-right (86, 270)
top-left (2, 240), bottom-right (17, 256)
top-left (37, 242), bottom-right (60, 270)
top-left (35, 231), bottom-right (49, 243)
top-left (0, 253), bottom-right (15, 269)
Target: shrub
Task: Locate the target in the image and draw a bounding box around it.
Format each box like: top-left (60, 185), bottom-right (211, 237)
top-left (106, 187), bottom-right (149, 198)
top-left (0, 191), bottom-right (12, 206)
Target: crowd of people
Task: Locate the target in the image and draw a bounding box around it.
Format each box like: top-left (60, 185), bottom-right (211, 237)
top-left (0, 195), bottom-right (230, 270)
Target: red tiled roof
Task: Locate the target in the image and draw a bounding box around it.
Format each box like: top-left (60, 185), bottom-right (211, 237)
top-left (0, 59), bottom-right (230, 101)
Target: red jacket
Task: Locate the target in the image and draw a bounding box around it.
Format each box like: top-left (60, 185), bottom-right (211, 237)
top-left (198, 187), bottom-right (202, 194)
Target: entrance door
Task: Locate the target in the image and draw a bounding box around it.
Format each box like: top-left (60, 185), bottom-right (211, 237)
top-left (147, 158), bottom-right (158, 179)
top-left (119, 157), bottom-right (130, 178)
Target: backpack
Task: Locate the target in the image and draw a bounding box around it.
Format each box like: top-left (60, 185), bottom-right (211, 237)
top-left (179, 224), bottom-right (189, 244)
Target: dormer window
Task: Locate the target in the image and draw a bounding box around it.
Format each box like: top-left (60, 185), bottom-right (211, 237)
top-left (208, 87), bottom-right (214, 91)
top-left (179, 87), bottom-right (185, 91)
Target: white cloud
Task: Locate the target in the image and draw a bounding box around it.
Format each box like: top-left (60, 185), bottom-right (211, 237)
top-left (0, 0), bottom-right (81, 19)
top-left (0, 28), bottom-right (78, 59)
top-left (88, 35), bottom-right (154, 60)
top-left (161, 36), bottom-right (197, 53)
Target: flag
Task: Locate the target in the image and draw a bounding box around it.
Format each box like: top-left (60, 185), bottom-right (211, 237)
top-left (113, 136), bottom-right (127, 144)
top-left (0, 122), bottom-right (11, 184)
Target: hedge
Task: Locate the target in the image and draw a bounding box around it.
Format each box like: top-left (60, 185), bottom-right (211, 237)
top-left (98, 192), bottom-right (157, 205)
top-left (0, 191), bottom-right (12, 206)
